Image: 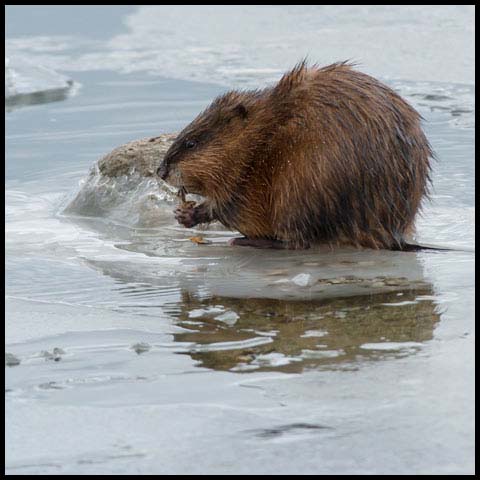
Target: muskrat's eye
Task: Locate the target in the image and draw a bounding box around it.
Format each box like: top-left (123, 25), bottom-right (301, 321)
top-left (185, 139), bottom-right (197, 149)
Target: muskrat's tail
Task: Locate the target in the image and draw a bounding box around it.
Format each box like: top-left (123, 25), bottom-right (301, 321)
top-left (395, 242), bottom-right (474, 253)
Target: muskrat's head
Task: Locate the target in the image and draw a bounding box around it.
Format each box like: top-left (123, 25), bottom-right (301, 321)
top-left (157, 91), bottom-right (258, 198)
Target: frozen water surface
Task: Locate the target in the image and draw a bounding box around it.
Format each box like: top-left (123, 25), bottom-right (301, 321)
top-left (5, 5), bottom-right (474, 475)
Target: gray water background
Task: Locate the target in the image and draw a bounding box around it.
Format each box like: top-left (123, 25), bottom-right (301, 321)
top-left (5, 5), bottom-right (475, 475)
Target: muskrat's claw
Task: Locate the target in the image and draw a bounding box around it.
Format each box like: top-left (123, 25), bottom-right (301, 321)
top-left (174, 201), bottom-right (198, 228)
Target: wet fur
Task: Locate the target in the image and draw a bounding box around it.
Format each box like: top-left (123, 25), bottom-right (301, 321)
top-left (159, 61), bottom-right (433, 250)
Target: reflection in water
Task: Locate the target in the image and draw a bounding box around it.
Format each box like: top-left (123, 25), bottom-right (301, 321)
top-left (170, 288), bottom-right (440, 373)
top-left (64, 238), bottom-right (440, 374)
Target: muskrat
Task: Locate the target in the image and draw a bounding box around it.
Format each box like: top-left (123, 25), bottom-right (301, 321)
top-left (157, 61), bottom-right (433, 250)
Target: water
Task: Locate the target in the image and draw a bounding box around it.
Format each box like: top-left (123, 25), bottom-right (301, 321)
top-left (5, 6), bottom-right (475, 475)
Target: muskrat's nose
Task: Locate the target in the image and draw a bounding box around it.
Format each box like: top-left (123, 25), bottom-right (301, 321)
top-left (157, 162), bottom-right (168, 180)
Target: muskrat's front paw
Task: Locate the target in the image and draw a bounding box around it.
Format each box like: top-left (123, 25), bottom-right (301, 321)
top-left (174, 201), bottom-right (198, 228)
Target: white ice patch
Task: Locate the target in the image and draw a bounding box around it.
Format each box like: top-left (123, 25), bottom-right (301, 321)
top-left (214, 310), bottom-right (240, 326)
top-left (291, 273), bottom-right (312, 287)
top-left (301, 330), bottom-right (328, 338)
top-left (360, 342), bottom-right (424, 351)
top-left (5, 56), bottom-right (73, 98)
top-left (251, 352), bottom-right (302, 368)
top-left (188, 306), bottom-right (226, 319)
top-left (301, 349), bottom-right (344, 359)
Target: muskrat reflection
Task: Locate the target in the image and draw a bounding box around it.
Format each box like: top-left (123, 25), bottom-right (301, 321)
top-left (173, 288), bottom-right (440, 373)
top-left (79, 241), bottom-right (439, 373)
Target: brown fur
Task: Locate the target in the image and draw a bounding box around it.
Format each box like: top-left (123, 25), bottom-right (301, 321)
top-left (158, 61), bottom-right (433, 249)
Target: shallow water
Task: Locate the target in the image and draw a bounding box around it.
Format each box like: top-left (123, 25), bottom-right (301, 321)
top-left (5, 6), bottom-right (475, 475)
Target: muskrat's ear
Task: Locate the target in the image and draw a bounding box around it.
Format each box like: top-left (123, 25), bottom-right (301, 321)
top-left (233, 103), bottom-right (248, 119)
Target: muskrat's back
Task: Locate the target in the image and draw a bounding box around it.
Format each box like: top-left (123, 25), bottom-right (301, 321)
top-left (158, 61), bottom-right (433, 250)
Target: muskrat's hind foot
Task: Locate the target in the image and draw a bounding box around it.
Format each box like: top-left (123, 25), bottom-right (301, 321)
top-left (229, 237), bottom-right (310, 249)
top-left (229, 237), bottom-right (285, 249)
